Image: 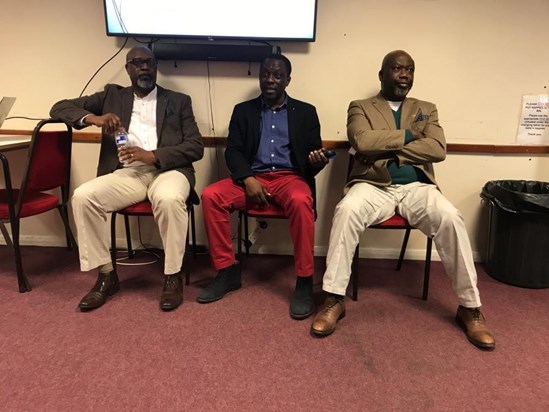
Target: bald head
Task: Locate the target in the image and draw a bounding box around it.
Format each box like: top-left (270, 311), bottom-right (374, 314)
top-left (381, 50), bottom-right (414, 72)
top-left (126, 45), bottom-right (154, 61)
top-left (379, 50), bottom-right (415, 101)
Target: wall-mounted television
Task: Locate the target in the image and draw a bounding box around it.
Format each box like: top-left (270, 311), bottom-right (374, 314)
top-left (103, 0), bottom-right (318, 42)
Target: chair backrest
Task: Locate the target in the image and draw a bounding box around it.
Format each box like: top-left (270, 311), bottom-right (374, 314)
top-left (346, 150), bottom-right (356, 181)
top-left (22, 119), bottom-right (72, 194)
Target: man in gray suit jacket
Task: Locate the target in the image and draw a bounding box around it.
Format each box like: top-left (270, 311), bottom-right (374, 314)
top-left (311, 50), bottom-right (495, 350)
top-left (50, 46), bottom-right (203, 312)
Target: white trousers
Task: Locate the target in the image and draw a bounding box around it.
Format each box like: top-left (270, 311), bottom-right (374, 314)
top-left (323, 182), bottom-right (481, 308)
top-left (72, 165), bottom-right (190, 275)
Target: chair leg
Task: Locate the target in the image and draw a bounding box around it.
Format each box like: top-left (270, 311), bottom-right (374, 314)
top-left (237, 211), bottom-right (243, 257)
top-left (0, 220), bottom-right (14, 249)
top-left (422, 238), bottom-right (433, 300)
top-left (123, 215), bottom-right (134, 259)
top-left (351, 245), bottom-right (359, 301)
top-left (244, 213), bottom-right (250, 255)
top-left (396, 228), bottom-right (412, 270)
top-left (190, 205), bottom-right (197, 260)
top-left (184, 206), bottom-right (195, 285)
top-left (110, 212), bottom-right (118, 269)
top-left (10, 219), bottom-right (32, 293)
top-left (57, 205), bottom-right (77, 251)
top-left (184, 226), bottom-right (190, 285)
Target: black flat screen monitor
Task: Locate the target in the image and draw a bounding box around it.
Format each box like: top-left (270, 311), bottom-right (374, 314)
top-left (103, 0), bottom-right (318, 42)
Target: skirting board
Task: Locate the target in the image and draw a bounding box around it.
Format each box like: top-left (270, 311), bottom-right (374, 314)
top-left (1, 236), bottom-right (484, 262)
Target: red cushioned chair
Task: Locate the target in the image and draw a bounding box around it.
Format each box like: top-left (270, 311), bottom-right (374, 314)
top-left (350, 214), bottom-right (433, 301)
top-left (110, 190), bottom-right (200, 284)
top-left (237, 203), bottom-right (287, 256)
top-left (0, 119), bottom-right (77, 292)
top-left (237, 198), bottom-right (320, 261)
top-left (346, 153), bottom-right (433, 301)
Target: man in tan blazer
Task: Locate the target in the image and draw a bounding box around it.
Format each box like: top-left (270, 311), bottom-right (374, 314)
top-left (311, 50), bottom-right (495, 351)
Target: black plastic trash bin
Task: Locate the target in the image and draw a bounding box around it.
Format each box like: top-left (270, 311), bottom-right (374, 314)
top-left (481, 180), bottom-right (549, 288)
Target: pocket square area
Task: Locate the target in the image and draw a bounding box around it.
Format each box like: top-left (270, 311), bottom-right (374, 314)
top-left (413, 109), bottom-right (429, 123)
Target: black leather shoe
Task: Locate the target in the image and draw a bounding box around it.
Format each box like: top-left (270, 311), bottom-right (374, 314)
top-left (196, 263), bottom-right (241, 303)
top-left (290, 276), bottom-right (314, 320)
top-left (160, 272), bottom-right (183, 311)
top-left (79, 270), bottom-right (120, 311)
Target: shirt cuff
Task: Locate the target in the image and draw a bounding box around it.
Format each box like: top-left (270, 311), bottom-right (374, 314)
top-left (404, 129), bottom-right (414, 144)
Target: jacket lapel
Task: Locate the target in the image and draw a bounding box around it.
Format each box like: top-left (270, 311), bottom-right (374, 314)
top-left (251, 96), bottom-right (263, 149)
top-left (156, 86), bottom-right (167, 143)
top-left (371, 95), bottom-right (396, 129)
top-left (286, 95), bottom-right (297, 147)
top-left (401, 98), bottom-right (417, 129)
top-left (121, 87), bottom-right (134, 131)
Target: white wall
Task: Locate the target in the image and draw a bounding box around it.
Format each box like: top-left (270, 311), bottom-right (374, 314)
top-left (1, 0), bottom-right (549, 262)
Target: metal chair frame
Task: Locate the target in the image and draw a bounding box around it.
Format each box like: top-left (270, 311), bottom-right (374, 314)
top-left (0, 119), bottom-right (77, 292)
top-left (346, 153), bottom-right (432, 301)
top-left (110, 195), bottom-right (199, 284)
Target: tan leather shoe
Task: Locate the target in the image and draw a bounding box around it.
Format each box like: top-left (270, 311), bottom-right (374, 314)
top-left (455, 306), bottom-right (495, 351)
top-left (311, 295), bottom-right (345, 337)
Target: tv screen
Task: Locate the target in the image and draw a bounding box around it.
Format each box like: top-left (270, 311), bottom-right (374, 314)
top-left (103, 0), bottom-right (318, 42)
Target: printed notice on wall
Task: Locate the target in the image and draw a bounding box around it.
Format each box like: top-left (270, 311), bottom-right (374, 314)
top-left (516, 94), bottom-right (549, 144)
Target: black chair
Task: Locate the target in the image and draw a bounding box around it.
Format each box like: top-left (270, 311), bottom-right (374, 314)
top-left (0, 119), bottom-right (77, 292)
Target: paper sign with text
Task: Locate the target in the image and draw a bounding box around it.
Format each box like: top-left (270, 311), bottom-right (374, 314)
top-left (517, 94), bottom-right (549, 144)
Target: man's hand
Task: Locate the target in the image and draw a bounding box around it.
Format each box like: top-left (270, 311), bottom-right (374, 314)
top-left (118, 146), bottom-right (157, 165)
top-left (243, 176), bottom-right (270, 207)
top-left (84, 113), bottom-right (122, 134)
top-left (411, 129), bottom-right (425, 141)
top-left (308, 149), bottom-right (329, 168)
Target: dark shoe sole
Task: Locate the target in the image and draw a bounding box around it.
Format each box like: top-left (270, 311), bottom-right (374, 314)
top-left (196, 285), bottom-right (241, 304)
top-left (290, 306), bottom-right (314, 320)
top-left (310, 311), bottom-right (346, 337)
top-left (160, 301), bottom-right (182, 312)
top-left (455, 315), bottom-right (496, 351)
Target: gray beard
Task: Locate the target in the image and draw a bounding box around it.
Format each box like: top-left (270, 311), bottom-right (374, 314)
top-left (137, 77), bottom-right (154, 90)
top-left (393, 86), bottom-right (410, 99)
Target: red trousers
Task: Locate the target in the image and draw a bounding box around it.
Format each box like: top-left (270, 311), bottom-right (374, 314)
top-left (201, 171), bottom-right (314, 276)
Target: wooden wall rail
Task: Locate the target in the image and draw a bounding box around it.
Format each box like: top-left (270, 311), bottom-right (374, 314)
top-left (2, 129), bottom-right (549, 154)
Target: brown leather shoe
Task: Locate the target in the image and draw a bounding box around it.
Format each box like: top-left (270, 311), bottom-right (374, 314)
top-left (311, 295), bottom-right (345, 337)
top-left (455, 306), bottom-right (495, 351)
top-left (79, 270), bottom-right (120, 311)
top-left (160, 272), bottom-right (183, 311)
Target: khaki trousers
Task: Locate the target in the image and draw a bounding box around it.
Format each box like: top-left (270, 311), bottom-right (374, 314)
top-left (72, 165), bottom-right (190, 275)
top-left (323, 181), bottom-right (481, 308)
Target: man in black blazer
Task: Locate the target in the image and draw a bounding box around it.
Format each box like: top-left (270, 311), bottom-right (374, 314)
top-left (50, 46), bottom-right (203, 312)
top-left (198, 54), bottom-right (328, 319)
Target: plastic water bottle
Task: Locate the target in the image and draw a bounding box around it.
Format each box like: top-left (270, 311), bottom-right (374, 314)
top-left (114, 129), bottom-right (128, 164)
top-left (114, 129), bottom-right (128, 148)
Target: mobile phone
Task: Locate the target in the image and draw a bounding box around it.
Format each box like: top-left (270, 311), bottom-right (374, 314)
top-left (323, 149), bottom-right (336, 159)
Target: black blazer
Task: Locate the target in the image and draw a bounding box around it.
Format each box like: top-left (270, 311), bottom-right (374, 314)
top-left (224, 95), bottom-right (323, 198)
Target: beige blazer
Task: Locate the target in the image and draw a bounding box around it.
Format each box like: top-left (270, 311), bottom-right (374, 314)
top-left (345, 93), bottom-right (446, 192)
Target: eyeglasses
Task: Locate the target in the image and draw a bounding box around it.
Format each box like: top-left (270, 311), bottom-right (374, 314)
top-left (127, 58), bottom-right (157, 68)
